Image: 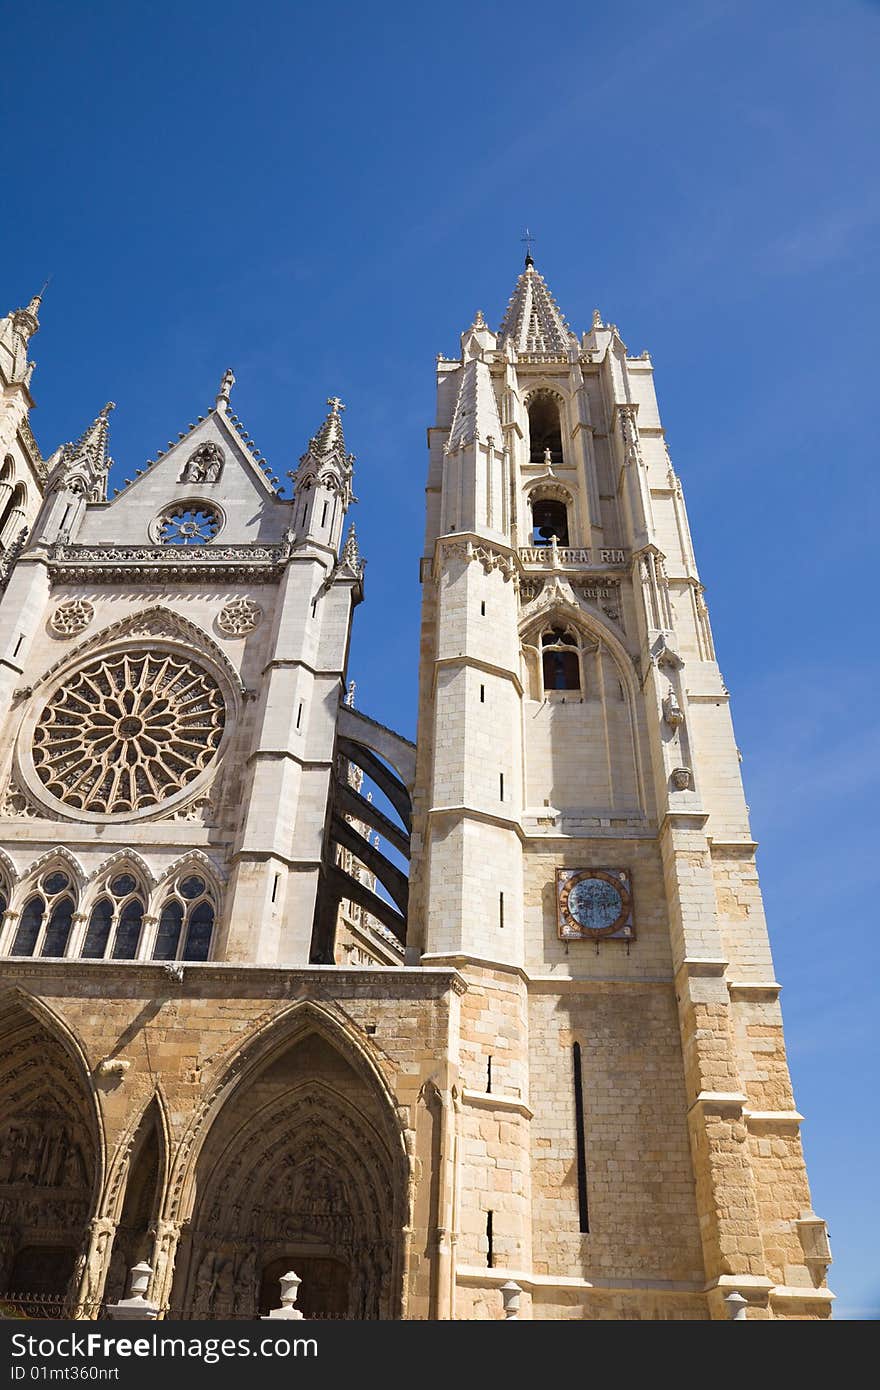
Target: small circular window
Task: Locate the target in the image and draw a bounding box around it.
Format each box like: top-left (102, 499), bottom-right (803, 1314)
top-left (156, 504), bottom-right (221, 545)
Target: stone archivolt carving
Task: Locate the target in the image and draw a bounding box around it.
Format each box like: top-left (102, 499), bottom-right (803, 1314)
top-left (49, 599), bottom-right (95, 639)
top-left (217, 597), bottom-right (262, 636)
top-left (180, 442), bottom-right (224, 485)
top-left (31, 649), bottom-right (226, 816)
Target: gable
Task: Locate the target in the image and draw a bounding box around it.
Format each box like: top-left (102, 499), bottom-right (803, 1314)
top-left (76, 413), bottom-right (291, 546)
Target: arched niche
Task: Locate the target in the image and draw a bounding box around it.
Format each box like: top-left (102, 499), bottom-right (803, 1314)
top-left (171, 1015), bottom-right (407, 1319)
top-left (520, 610), bottom-right (644, 815)
top-left (0, 993), bottom-right (101, 1303)
top-left (526, 390), bottom-right (564, 465)
top-left (104, 1100), bottom-right (166, 1303)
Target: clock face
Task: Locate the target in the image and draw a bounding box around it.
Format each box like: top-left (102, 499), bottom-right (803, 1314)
top-left (557, 868), bottom-right (633, 941)
top-left (568, 877), bottom-right (623, 932)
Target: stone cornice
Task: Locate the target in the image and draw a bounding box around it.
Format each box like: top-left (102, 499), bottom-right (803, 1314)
top-left (0, 956), bottom-right (467, 997)
top-left (456, 1266), bottom-right (703, 1296)
top-left (432, 654), bottom-right (523, 697)
top-left (45, 542), bottom-right (287, 585)
top-left (461, 1088), bottom-right (533, 1120)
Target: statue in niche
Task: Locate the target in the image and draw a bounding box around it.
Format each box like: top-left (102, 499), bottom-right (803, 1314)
top-left (191, 1251), bottom-right (219, 1318)
top-left (234, 1247), bottom-right (257, 1314)
top-left (180, 442), bottom-right (224, 485)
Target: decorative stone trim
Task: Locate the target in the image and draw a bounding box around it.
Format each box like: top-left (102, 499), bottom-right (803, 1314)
top-left (47, 543), bottom-right (286, 585)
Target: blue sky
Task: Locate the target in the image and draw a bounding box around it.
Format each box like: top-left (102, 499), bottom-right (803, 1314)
top-left (3, 0), bottom-right (878, 1319)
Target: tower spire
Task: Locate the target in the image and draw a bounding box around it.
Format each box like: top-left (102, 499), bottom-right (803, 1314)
top-left (497, 257), bottom-right (574, 353)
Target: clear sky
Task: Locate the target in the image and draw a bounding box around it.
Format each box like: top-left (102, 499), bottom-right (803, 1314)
top-left (3, 0), bottom-right (878, 1319)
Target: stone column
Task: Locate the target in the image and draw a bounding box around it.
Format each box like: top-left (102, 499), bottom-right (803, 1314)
top-left (72, 1215), bottom-right (117, 1318)
top-left (148, 1218), bottom-right (182, 1312)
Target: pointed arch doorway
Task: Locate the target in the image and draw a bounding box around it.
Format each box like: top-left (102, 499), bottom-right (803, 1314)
top-left (176, 1020), bottom-right (407, 1319)
top-left (0, 993), bottom-right (101, 1306)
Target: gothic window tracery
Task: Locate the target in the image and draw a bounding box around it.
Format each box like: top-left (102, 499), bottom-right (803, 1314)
top-left (152, 871), bottom-right (216, 962)
top-left (10, 869), bottom-right (77, 958)
top-left (30, 649), bottom-right (226, 817)
top-left (156, 505), bottom-right (221, 545)
top-left (82, 872), bottom-right (146, 960)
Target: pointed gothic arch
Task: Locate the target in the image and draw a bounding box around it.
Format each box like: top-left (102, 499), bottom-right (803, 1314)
top-left (102, 1097), bottom-right (168, 1304)
top-left (0, 990), bottom-right (104, 1300)
top-left (519, 603), bottom-right (647, 815)
top-left (167, 1001), bottom-right (410, 1318)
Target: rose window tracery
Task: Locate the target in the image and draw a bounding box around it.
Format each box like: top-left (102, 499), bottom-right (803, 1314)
top-left (156, 505), bottom-right (221, 545)
top-left (31, 650), bottom-right (226, 815)
top-left (49, 599), bottom-right (95, 638)
top-left (217, 597), bottom-right (262, 636)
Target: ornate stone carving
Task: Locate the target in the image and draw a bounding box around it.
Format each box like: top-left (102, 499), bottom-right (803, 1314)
top-left (671, 766), bottom-right (692, 790)
top-left (217, 597), bottom-right (262, 636)
top-left (47, 542), bottom-right (284, 585)
top-left (663, 689), bottom-right (685, 729)
top-left (519, 579), bottom-right (544, 604)
top-left (48, 599), bottom-right (95, 639)
top-left (180, 442), bottom-right (224, 485)
top-left (31, 650), bottom-right (226, 815)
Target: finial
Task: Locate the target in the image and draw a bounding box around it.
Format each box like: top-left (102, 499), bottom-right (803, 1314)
top-left (473, 310), bottom-right (486, 327)
top-left (592, 308), bottom-right (603, 329)
top-left (100, 402), bottom-right (116, 417)
top-left (216, 368), bottom-right (235, 410)
top-left (341, 521), bottom-right (360, 569)
top-left (327, 396), bottom-right (346, 415)
top-left (521, 227), bottom-right (536, 266)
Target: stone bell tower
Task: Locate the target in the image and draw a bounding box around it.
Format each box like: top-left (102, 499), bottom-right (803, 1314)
top-left (407, 254), bottom-right (834, 1318)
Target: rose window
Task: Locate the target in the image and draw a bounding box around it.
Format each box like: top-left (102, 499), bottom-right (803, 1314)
top-left (31, 650), bottom-right (226, 815)
top-left (49, 599), bottom-right (95, 639)
top-left (157, 505), bottom-right (220, 545)
top-left (217, 597), bottom-right (262, 636)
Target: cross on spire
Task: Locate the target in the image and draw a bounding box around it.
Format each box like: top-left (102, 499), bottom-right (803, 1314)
top-left (327, 396), bottom-right (346, 414)
top-left (521, 227), bottom-right (536, 265)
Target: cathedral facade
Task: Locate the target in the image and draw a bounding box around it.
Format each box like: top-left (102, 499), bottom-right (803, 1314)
top-left (0, 262), bottom-right (833, 1320)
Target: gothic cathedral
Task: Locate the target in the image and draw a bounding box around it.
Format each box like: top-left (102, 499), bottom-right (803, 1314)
top-left (0, 260), bottom-right (833, 1320)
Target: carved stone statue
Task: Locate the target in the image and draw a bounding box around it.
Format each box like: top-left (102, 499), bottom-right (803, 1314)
top-left (180, 442), bottom-right (224, 485)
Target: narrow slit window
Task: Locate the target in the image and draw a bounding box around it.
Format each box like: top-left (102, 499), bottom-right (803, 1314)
top-left (321, 500), bottom-right (329, 526)
top-left (271, 873), bottom-right (280, 904)
top-left (499, 891), bottom-right (504, 929)
top-left (486, 1210), bottom-right (494, 1268)
top-left (12, 634), bottom-right (24, 658)
top-left (487, 1055), bottom-right (492, 1094)
top-left (480, 600), bottom-right (486, 616)
top-left (499, 772), bottom-right (504, 800)
top-left (480, 684), bottom-right (485, 703)
top-left (572, 1041), bottom-right (590, 1234)
top-left (296, 701), bottom-right (303, 729)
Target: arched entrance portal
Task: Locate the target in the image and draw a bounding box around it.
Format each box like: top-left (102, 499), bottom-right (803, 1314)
top-left (178, 1027), bottom-right (403, 1319)
top-left (0, 994), bottom-right (100, 1305)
